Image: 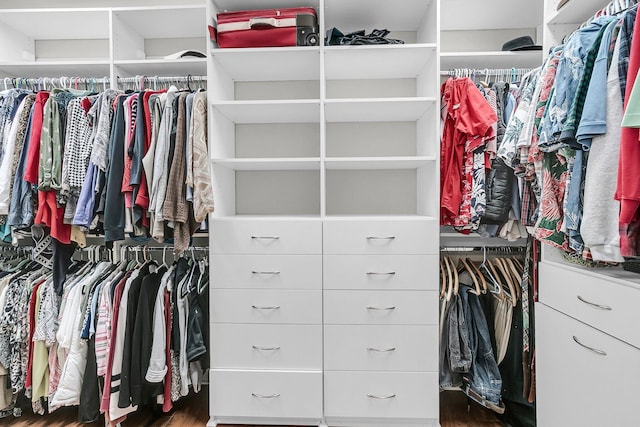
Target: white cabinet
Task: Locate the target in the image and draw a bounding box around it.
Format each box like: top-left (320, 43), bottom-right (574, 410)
top-left (536, 304), bottom-right (640, 427)
top-left (535, 1), bottom-right (640, 425)
top-left (0, 2), bottom-right (207, 82)
top-left (207, 0), bottom-right (440, 425)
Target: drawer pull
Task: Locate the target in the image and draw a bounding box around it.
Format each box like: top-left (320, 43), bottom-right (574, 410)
top-left (572, 336), bottom-right (607, 356)
top-left (252, 345), bottom-right (281, 351)
top-left (366, 236), bottom-right (396, 240)
top-left (251, 393), bottom-right (281, 399)
top-left (367, 393), bottom-right (397, 399)
top-left (251, 235), bottom-right (280, 240)
top-left (366, 272), bottom-right (396, 275)
top-left (577, 295), bottom-right (612, 311)
top-left (366, 347), bottom-right (396, 352)
top-left (251, 305), bottom-right (281, 310)
top-left (366, 306), bottom-right (396, 311)
top-left (251, 271), bottom-right (281, 275)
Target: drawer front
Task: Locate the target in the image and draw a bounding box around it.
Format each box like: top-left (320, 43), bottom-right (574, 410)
top-left (323, 254), bottom-right (438, 291)
top-left (212, 289), bottom-right (322, 324)
top-left (536, 304), bottom-right (640, 427)
top-left (324, 371), bottom-right (439, 420)
top-left (324, 290), bottom-right (438, 325)
top-left (212, 324), bottom-right (322, 370)
top-left (211, 370), bottom-right (322, 420)
top-left (539, 262), bottom-right (640, 348)
top-left (324, 325), bottom-right (437, 372)
top-left (211, 219), bottom-right (322, 254)
top-left (212, 254), bottom-right (322, 290)
top-left (323, 219), bottom-right (438, 255)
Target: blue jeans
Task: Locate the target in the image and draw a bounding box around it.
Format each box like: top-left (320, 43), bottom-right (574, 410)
top-left (460, 288), bottom-right (503, 406)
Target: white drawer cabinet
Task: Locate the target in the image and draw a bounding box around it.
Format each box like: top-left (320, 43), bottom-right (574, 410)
top-left (323, 219), bottom-right (439, 255)
top-left (323, 255), bottom-right (438, 291)
top-left (324, 290), bottom-right (438, 325)
top-left (211, 324), bottom-right (322, 370)
top-left (210, 370), bottom-right (323, 422)
top-left (211, 289), bottom-right (322, 324)
top-left (211, 254), bottom-right (322, 290)
top-left (536, 304), bottom-right (640, 427)
top-left (211, 219), bottom-right (322, 254)
top-left (324, 325), bottom-right (438, 372)
top-left (324, 372), bottom-right (440, 421)
top-left (539, 262), bottom-right (640, 348)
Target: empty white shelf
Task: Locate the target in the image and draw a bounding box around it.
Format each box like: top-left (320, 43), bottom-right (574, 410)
top-left (440, 50), bottom-right (543, 70)
top-left (114, 58), bottom-right (207, 77)
top-left (112, 5), bottom-right (206, 39)
top-left (0, 8), bottom-right (110, 39)
top-left (211, 47), bottom-right (320, 82)
top-left (324, 97), bottom-right (435, 122)
top-left (212, 158), bottom-right (321, 171)
top-left (325, 156), bottom-right (435, 170)
top-left (324, 0), bottom-right (434, 32)
top-left (212, 100), bottom-right (321, 123)
top-left (325, 44), bottom-right (436, 79)
top-left (0, 60), bottom-right (111, 78)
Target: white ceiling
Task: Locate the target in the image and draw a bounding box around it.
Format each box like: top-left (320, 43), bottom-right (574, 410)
top-left (441, 0), bottom-right (543, 31)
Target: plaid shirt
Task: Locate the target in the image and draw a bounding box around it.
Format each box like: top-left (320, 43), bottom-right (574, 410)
top-left (618, 5), bottom-right (638, 103)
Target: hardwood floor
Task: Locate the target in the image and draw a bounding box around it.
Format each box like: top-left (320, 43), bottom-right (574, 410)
top-left (4, 388), bottom-right (503, 426)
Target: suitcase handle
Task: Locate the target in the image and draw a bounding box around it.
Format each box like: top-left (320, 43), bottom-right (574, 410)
top-left (250, 17), bottom-right (279, 28)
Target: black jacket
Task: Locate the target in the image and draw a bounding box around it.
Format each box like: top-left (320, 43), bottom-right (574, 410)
top-left (483, 157), bottom-right (513, 224)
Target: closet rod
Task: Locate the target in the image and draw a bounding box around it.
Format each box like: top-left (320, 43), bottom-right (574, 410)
top-left (440, 67), bottom-right (536, 79)
top-left (3, 75), bottom-right (207, 91)
top-left (581, 0), bottom-right (638, 28)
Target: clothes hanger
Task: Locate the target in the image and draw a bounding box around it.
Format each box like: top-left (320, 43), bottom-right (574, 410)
top-left (458, 257), bottom-right (481, 295)
top-left (503, 257), bottom-right (523, 302)
top-left (467, 258), bottom-right (487, 294)
top-left (479, 247), bottom-right (501, 296)
top-left (494, 258), bottom-right (517, 307)
top-left (444, 256), bottom-right (454, 301)
top-left (439, 258), bottom-right (447, 300)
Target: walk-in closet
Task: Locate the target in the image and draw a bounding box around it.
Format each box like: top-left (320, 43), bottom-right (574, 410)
top-left (0, 0), bottom-right (637, 426)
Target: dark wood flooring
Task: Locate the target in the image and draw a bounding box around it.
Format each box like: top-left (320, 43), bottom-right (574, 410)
top-left (3, 388), bottom-right (503, 426)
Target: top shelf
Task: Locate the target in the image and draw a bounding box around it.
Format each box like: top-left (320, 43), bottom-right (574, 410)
top-left (547, 0), bottom-right (608, 25)
top-left (441, 0), bottom-right (542, 31)
top-left (324, 0), bottom-right (434, 32)
top-left (0, 9), bottom-right (110, 39)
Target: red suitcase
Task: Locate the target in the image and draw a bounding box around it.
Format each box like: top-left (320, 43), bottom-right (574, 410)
top-left (212, 7), bottom-right (319, 48)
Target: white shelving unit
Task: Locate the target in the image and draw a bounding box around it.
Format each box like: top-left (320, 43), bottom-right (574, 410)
top-left (536, 2), bottom-right (640, 426)
top-left (440, 0), bottom-right (543, 71)
top-left (207, 0), bottom-right (440, 426)
top-left (0, 2), bottom-right (207, 84)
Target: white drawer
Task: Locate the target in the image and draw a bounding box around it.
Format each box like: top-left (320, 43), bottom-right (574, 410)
top-left (323, 255), bottom-right (438, 291)
top-left (211, 370), bottom-right (322, 420)
top-left (211, 324), bottom-right (322, 370)
top-left (211, 219), bottom-right (322, 254)
top-left (212, 254), bottom-right (321, 290)
top-left (212, 289), bottom-right (321, 324)
top-left (536, 304), bottom-right (640, 427)
top-left (323, 219), bottom-right (438, 254)
top-left (324, 290), bottom-right (438, 325)
top-left (324, 325), bottom-right (437, 372)
top-left (324, 371), bottom-right (439, 420)
top-left (539, 262), bottom-right (640, 348)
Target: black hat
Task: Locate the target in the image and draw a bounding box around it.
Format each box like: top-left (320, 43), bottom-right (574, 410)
top-left (501, 36), bottom-right (542, 52)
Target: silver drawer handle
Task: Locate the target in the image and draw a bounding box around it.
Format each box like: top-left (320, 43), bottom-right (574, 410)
top-left (366, 306), bottom-right (396, 311)
top-left (252, 305), bottom-right (281, 310)
top-left (366, 236), bottom-right (396, 240)
top-left (367, 393), bottom-right (396, 399)
top-left (252, 345), bottom-right (281, 351)
top-left (252, 271), bottom-right (281, 275)
top-left (573, 336), bottom-right (607, 356)
top-left (251, 235), bottom-right (280, 240)
top-left (577, 295), bottom-right (612, 311)
top-left (366, 272), bottom-right (396, 275)
top-left (251, 393), bottom-right (280, 399)
top-left (367, 347), bottom-right (396, 352)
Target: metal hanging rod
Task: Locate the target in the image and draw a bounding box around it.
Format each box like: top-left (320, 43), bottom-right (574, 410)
top-left (440, 67), bottom-right (536, 82)
top-left (2, 75), bottom-right (207, 91)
